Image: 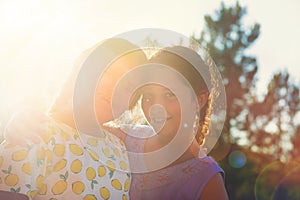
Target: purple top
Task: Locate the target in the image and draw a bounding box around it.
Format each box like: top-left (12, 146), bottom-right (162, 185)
top-left (123, 125), bottom-right (224, 200)
top-left (129, 156), bottom-right (224, 200)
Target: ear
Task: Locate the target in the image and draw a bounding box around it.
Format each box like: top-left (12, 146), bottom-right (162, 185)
top-left (197, 92), bottom-right (209, 109)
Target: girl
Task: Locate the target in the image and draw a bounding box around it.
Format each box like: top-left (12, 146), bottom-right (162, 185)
top-left (122, 46), bottom-right (228, 200)
top-left (0, 38), bottom-right (147, 199)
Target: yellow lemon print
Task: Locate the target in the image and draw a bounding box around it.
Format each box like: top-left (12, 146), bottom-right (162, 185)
top-left (69, 144), bottom-right (84, 156)
top-left (60, 130), bottom-right (71, 141)
top-left (86, 167), bottom-right (96, 181)
top-left (119, 161), bottom-right (127, 171)
top-left (72, 181), bottom-right (85, 194)
top-left (52, 179), bottom-right (67, 195)
top-left (111, 179), bottom-right (122, 190)
top-left (52, 171), bottom-right (68, 195)
top-left (102, 148), bottom-right (110, 158)
top-left (87, 138), bottom-right (98, 147)
top-left (119, 140), bottom-right (126, 148)
top-left (83, 194), bottom-right (97, 200)
top-left (122, 194), bottom-right (128, 200)
top-left (124, 178), bottom-right (130, 192)
top-left (106, 160), bottom-right (116, 172)
top-left (45, 149), bottom-right (53, 162)
top-left (100, 187), bottom-right (110, 200)
top-left (36, 174), bottom-right (47, 195)
top-left (54, 144), bottom-right (66, 157)
top-left (86, 148), bottom-right (99, 161)
top-left (27, 190), bottom-right (38, 198)
top-left (37, 148), bottom-right (53, 162)
top-left (98, 165), bottom-right (106, 177)
top-left (97, 136), bottom-right (106, 142)
top-left (38, 183), bottom-right (47, 195)
top-left (36, 175), bottom-right (44, 187)
top-left (54, 159), bottom-right (67, 172)
top-left (3, 165), bottom-right (19, 186)
top-left (5, 173), bottom-right (19, 186)
top-left (71, 159), bottom-right (82, 174)
top-left (22, 162), bottom-right (31, 175)
top-left (113, 148), bottom-right (121, 158)
top-left (12, 149), bottom-right (28, 161)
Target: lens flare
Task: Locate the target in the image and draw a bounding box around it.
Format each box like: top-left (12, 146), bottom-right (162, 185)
top-left (73, 28), bottom-right (227, 173)
top-left (228, 150), bottom-right (246, 168)
top-left (254, 160), bottom-right (300, 199)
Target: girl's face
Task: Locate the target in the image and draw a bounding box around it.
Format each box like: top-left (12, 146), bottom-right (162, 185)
top-left (140, 84), bottom-right (182, 139)
top-left (139, 74), bottom-right (208, 144)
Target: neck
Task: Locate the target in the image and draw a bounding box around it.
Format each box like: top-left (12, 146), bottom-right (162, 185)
top-left (168, 140), bottom-right (200, 167)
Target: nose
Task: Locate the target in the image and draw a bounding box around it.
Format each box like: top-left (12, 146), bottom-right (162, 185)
top-left (147, 104), bottom-right (168, 133)
top-left (149, 104), bottom-right (167, 120)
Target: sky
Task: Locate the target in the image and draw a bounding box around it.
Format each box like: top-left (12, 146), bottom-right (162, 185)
top-left (0, 0), bottom-right (299, 127)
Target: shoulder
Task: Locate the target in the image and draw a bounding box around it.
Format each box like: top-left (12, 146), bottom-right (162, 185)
top-left (194, 156), bottom-right (224, 176)
top-left (182, 156), bottom-right (226, 199)
top-left (194, 156), bottom-right (228, 200)
top-left (200, 172), bottom-right (228, 200)
top-left (184, 156), bottom-right (224, 184)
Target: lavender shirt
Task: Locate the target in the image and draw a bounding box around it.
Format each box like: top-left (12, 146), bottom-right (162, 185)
top-left (123, 125), bottom-right (224, 200)
top-left (130, 156), bottom-right (224, 200)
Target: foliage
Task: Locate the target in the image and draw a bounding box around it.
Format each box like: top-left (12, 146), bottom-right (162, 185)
top-left (194, 1), bottom-right (300, 199)
top-left (193, 3), bottom-right (261, 197)
top-left (193, 1), bottom-right (260, 132)
top-left (246, 71), bottom-right (300, 161)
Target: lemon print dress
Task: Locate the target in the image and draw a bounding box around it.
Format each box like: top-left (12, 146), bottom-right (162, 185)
top-left (0, 117), bottom-right (130, 200)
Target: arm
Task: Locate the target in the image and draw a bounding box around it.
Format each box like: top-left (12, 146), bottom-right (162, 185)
top-left (0, 190), bottom-right (29, 200)
top-left (199, 173), bottom-right (229, 200)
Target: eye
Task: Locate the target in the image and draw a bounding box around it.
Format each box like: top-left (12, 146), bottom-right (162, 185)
top-left (141, 94), bottom-right (152, 103)
top-left (165, 92), bottom-right (175, 98)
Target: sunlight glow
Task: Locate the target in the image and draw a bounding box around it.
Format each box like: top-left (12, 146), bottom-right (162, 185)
top-left (0, 0), bottom-right (299, 143)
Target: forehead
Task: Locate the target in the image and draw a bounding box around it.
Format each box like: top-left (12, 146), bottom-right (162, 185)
top-left (137, 83), bottom-right (188, 100)
top-left (140, 84), bottom-right (170, 92)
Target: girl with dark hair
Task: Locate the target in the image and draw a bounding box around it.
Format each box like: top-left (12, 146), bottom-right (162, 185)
top-left (122, 46), bottom-right (228, 200)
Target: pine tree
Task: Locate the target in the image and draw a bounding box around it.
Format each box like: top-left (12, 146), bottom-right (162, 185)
top-left (193, 2), bottom-right (261, 199)
top-left (248, 71), bottom-right (300, 161)
top-left (193, 2), bottom-right (300, 199)
top-left (193, 1), bottom-right (260, 144)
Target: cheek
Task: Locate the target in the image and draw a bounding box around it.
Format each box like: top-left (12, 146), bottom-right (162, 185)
top-left (173, 105), bottom-right (182, 121)
top-left (95, 89), bottom-right (128, 124)
top-left (174, 106), bottom-right (181, 117)
top-left (168, 100), bottom-right (181, 113)
top-left (94, 79), bottom-right (115, 124)
top-left (95, 97), bottom-right (112, 124)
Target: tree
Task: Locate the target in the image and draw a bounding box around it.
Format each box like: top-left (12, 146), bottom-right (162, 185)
top-left (193, 1), bottom-right (260, 143)
top-left (193, 2), bottom-right (300, 199)
top-left (192, 2), bottom-right (261, 199)
top-left (247, 71), bottom-right (300, 161)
